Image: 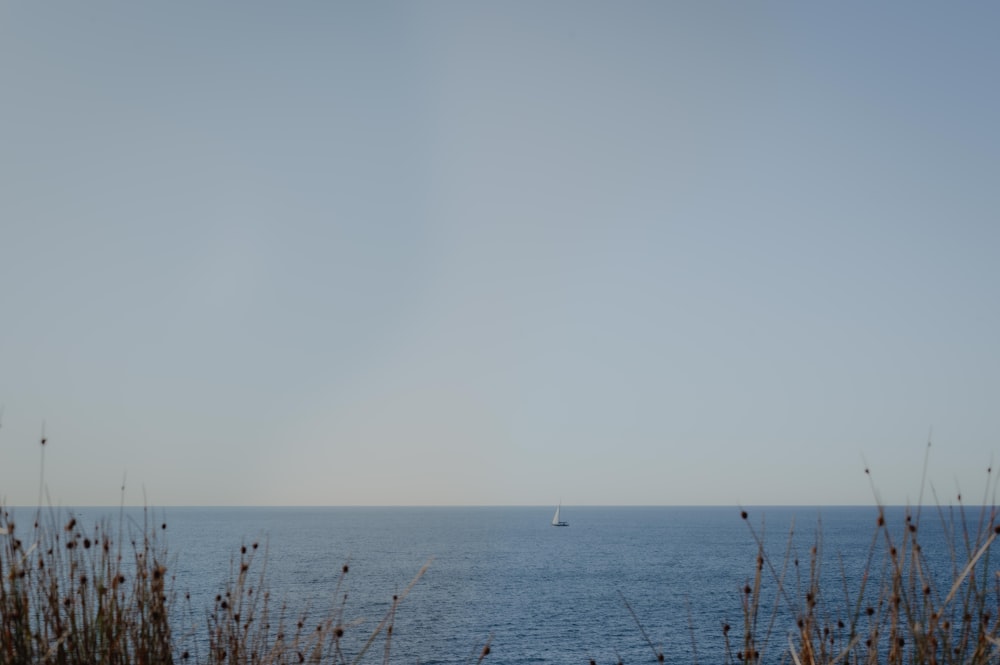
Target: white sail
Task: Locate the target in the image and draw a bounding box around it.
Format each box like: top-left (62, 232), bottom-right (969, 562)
top-left (552, 503), bottom-right (568, 526)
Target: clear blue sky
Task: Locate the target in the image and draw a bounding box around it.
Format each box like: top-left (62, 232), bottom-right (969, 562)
top-left (1, 2), bottom-right (998, 506)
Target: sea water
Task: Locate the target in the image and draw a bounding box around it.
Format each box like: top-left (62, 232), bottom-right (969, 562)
top-left (18, 505), bottom-right (988, 664)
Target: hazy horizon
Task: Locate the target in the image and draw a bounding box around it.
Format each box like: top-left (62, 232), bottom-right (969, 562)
top-left (0, 500), bottom-right (970, 509)
top-left (2, 2), bottom-right (999, 507)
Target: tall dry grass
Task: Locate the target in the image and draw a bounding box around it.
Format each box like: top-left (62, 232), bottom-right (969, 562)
top-left (0, 506), bottom-right (478, 665)
top-left (0, 508), bottom-right (172, 664)
top-left (1, 429), bottom-right (493, 665)
top-left (726, 455), bottom-right (1000, 665)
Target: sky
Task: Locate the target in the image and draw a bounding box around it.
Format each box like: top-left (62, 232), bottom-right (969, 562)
top-left (1, 2), bottom-right (999, 507)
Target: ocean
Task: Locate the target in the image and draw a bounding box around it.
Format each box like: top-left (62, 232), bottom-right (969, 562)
top-left (14, 505), bottom-right (991, 664)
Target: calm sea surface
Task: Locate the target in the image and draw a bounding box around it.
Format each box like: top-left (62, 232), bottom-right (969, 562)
top-left (18, 505), bottom-right (990, 664)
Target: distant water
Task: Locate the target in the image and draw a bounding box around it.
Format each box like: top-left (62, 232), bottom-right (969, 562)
top-left (17, 505), bottom-right (987, 664)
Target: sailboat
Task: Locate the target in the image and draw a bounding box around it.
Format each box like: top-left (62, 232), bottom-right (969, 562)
top-left (551, 503), bottom-right (569, 527)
